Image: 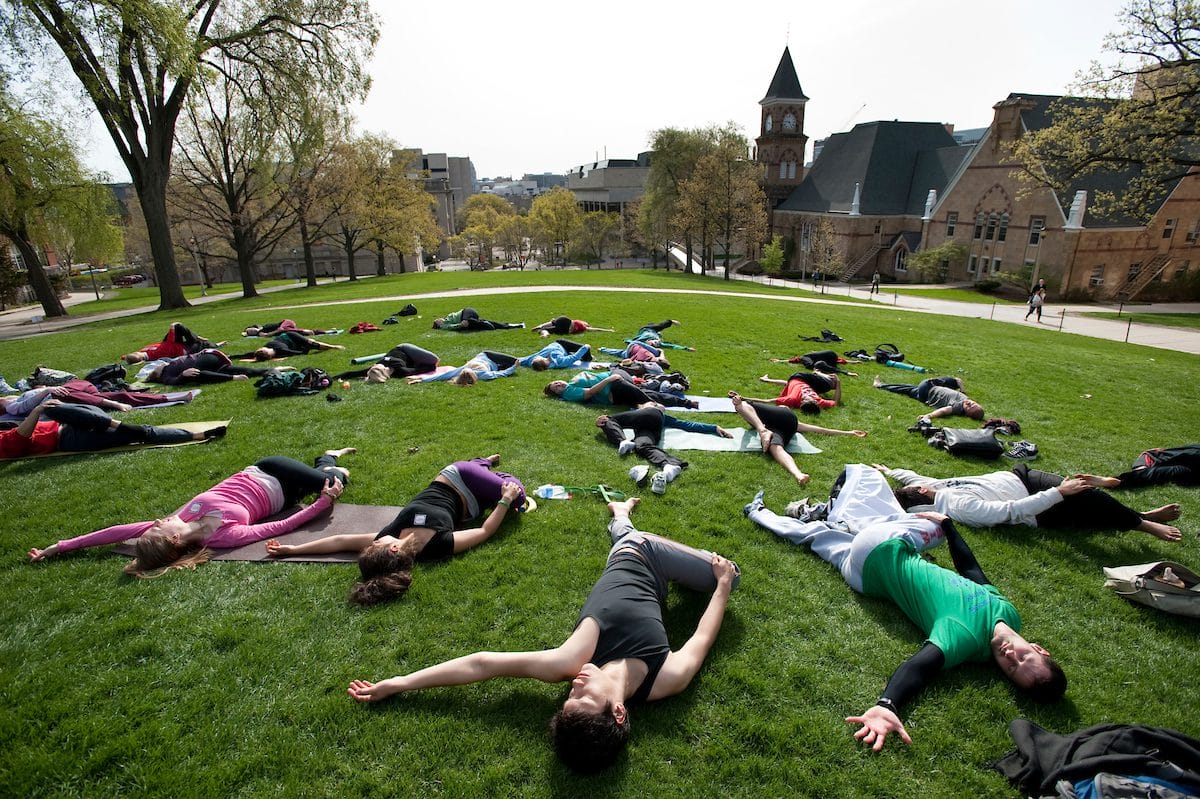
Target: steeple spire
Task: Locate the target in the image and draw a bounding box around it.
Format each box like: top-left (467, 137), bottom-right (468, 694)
top-left (760, 46), bottom-right (808, 105)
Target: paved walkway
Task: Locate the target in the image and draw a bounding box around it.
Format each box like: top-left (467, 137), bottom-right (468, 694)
top-left (2, 274), bottom-right (1199, 354)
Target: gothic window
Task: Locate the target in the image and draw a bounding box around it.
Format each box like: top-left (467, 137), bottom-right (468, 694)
top-left (985, 214), bottom-right (998, 241)
top-left (998, 214), bottom-right (1008, 243)
top-left (894, 249), bottom-right (907, 272)
top-left (787, 161), bottom-right (796, 179)
top-left (973, 212), bottom-right (985, 239)
top-left (1029, 216), bottom-right (1045, 246)
top-left (946, 212), bottom-right (957, 237)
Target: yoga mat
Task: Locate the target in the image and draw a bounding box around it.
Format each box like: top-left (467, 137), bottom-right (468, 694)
top-left (0, 420), bottom-right (230, 461)
top-left (111, 503), bottom-right (403, 562)
top-left (651, 426), bottom-right (820, 454)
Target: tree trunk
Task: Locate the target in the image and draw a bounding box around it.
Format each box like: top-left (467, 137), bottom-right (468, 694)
top-left (133, 168), bottom-right (190, 311)
top-left (299, 217), bottom-right (318, 287)
top-left (232, 225), bottom-right (259, 299)
top-left (10, 232), bottom-right (65, 317)
top-left (375, 242), bottom-right (386, 276)
top-left (342, 233), bottom-right (355, 281)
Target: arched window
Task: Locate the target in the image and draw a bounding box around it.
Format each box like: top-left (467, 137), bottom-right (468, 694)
top-left (973, 212), bottom-right (985, 239)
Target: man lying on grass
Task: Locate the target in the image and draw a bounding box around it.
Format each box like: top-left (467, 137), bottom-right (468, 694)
top-left (879, 463), bottom-right (1183, 542)
top-left (348, 497), bottom-right (739, 773)
top-left (744, 464), bottom-right (1065, 751)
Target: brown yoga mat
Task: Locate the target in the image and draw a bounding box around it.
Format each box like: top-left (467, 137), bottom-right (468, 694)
top-left (110, 502), bottom-right (401, 562)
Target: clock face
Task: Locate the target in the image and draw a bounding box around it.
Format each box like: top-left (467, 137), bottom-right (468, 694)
top-left (783, 112), bottom-right (797, 131)
top-left (765, 114), bottom-right (773, 132)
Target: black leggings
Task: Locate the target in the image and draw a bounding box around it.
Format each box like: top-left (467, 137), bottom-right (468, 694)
top-left (639, 320), bottom-right (675, 334)
top-left (482, 351), bottom-right (519, 370)
top-left (252, 454), bottom-right (348, 508)
top-left (750, 401), bottom-right (798, 448)
top-left (599, 407), bottom-right (685, 469)
top-left (790, 372), bottom-right (835, 394)
top-left (335, 344), bottom-right (438, 380)
top-left (1012, 465), bottom-right (1144, 531)
top-left (46, 404), bottom-right (195, 451)
top-left (545, 316), bottom-right (572, 334)
top-left (555, 339), bottom-right (591, 360)
top-left (169, 323), bottom-right (210, 354)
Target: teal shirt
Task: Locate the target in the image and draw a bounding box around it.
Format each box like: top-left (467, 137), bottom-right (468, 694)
top-left (861, 538), bottom-right (1021, 669)
top-left (562, 371), bottom-right (611, 404)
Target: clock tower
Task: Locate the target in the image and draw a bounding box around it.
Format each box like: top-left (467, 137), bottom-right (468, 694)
top-left (756, 47), bottom-right (808, 209)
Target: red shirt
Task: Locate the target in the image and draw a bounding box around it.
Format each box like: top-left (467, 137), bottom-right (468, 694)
top-left (775, 379), bottom-right (836, 410)
top-left (0, 421), bottom-right (61, 458)
top-left (570, 320), bottom-right (589, 334)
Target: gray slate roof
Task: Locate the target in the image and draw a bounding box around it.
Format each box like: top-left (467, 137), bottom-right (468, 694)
top-left (761, 47), bottom-right (808, 103)
top-left (778, 121), bottom-right (970, 215)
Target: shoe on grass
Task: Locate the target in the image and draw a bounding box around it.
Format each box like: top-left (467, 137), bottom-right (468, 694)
top-left (650, 471), bottom-right (668, 494)
top-left (629, 464), bottom-right (649, 486)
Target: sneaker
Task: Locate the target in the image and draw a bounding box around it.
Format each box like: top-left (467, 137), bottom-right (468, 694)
top-left (617, 440), bottom-right (636, 456)
top-left (629, 464), bottom-right (650, 486)
top-left (203, 425), bottom-right (228, 439)
top-left (1007, 440), bottom-right (1039, 460)
top-left (650, 471), bottom-right (668, 494)
top-left (785, 500), bottom-right (807, 519)
top-left (743, 490), bottom-right (765, 517)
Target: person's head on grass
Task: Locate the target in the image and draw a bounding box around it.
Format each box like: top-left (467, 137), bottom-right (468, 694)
top-left (961, 398), bottom-right (984, 420)
top-left (544, 380), bottom-right (568, 398)
top-left (529, 356), bottom-right (551, 371)
top-left (350, 536), bottom-right (417, 605)
top-left (123, 351), bottom-right (149, 364)
top-left (252, 347), bottom-right (276, 361)
top-left (125, 516), bottom-right (213, 577)
top-left (990, 627), bottom-right (1066, 703)
top-left (366, 364), bottom-right (392, 383)
top-left (549, 662), bottom-right (631, 773)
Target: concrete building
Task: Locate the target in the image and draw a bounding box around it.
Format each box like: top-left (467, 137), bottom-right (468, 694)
top-left (566, 153), bottom-right (652, 213)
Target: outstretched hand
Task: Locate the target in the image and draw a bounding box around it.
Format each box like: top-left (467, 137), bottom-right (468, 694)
top-left (1056, 477), bottom-right (1092, 496)
top-left (850, 430), bottom-right (869, 438)
top-left (914, 510), bottom-right (948, 524)
top-left (28, 545), bottom-right (55, 562)
top-left (264, 539), bottom-right (292, 557)
top-left (716, 426), bottom-right (734, 439)
top-left (347, 678), bottom-right (401, 703)
top-left (846, 705), bottom-right (912, 752)
top-left (710, 553), bottom-right (738, 586)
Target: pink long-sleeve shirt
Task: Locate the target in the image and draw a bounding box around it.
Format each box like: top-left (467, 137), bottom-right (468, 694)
top-left (55, 468), bottom-right (333, 553)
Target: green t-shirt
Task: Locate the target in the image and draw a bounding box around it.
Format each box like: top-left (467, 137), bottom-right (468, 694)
top-left (861, 538), bottom-right (1021, 669)
top-left (562, 371), bottom-right (610, 404)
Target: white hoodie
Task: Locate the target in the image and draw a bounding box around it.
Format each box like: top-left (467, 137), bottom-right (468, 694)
top-left (883, 468), bottom-right (1063, 528)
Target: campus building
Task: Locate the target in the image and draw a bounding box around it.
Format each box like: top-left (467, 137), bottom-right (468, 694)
top-left (763, 50), bottom-right (1200, 301)
top-left (566, 153), bottom-right (652, 213)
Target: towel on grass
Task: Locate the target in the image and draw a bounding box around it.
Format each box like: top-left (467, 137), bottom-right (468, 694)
top-left (632, 426), bottom-right (821, 454)
top-left (679, 395), bottom-right (735, 413)
top-left (111, 503), bottom-right (403, 562)
top-left (0, 420), bottom-right (229, 461)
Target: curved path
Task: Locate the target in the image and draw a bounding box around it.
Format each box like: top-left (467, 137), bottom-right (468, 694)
top-left (2, 275), bottom-right (1199, 354)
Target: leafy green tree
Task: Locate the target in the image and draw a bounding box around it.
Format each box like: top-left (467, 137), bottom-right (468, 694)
top-left (1011, 0), bottom-right (1200, 222)
top-left (529, 187), bottom-right (581, 265)
top-left (3, 0), bottom-right (379, 309)
top-left (640, 127), bottom-right (710, 272)
top-left (907, 240), bottom-right (967, 282)
top-left (577, 211), bottom-right (620, 265)
top-left (760, 235), bottom-right (785, 274)
top-left (807, 217), bottom-right (843, 279)
top-left (365, 149), bottom-right (440, 276)
top-left (0, 83), bottom-right (117, 316)
top-left (496, 213), bottom-right (534, 268)
top-left (459, 194), bottom-right (515, 267)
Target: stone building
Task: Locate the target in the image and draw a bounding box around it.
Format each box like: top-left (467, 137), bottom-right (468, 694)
top-left (566, 153), bottom-right (652, 213)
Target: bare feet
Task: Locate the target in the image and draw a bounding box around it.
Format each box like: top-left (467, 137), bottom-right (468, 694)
top-left (1142, 503), bottom-right (1182, 523)
top-left (757, 429), bottom-right (773, 454)
top-left (795, 472), bottom-right (811, 486)
top-left (728, 390), bottom-right (745, 410)
top-left (607, 497), bottom-right (641, 517)
top-left (486, 453), bottom-right (501, 465)
top-left (759, 374), bottom-right (771, 382)
top-left (872, 375), bottom-right (882, 388)
top-left (1074, 474), bottom-right (1121, 489)
top-left (1139, 520), bottom-right (1182, 542)
top-left (325, 447), bottom-right (358, 458)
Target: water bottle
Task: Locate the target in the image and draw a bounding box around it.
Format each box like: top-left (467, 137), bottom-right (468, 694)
top-left (535, 484), bottom-right (571, 500)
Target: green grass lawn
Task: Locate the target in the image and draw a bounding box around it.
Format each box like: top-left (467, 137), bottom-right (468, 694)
top-left (1082, 311), bottom-right (1200, 329)
top-left (2, 271), bottom-right (1198, 798)
top-left (888, 286), bottom-right (1025, 305)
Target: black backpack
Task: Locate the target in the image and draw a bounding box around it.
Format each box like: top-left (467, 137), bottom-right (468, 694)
top-left (930, 428), bottom-right (1004, 458)
top-left (874, 343), bottom-right (905, 364)
top-left (84, 363), bottom-right (128, 386)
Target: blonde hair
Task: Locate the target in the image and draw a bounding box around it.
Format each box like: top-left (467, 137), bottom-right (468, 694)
top-left (450, 369), bottom-right (478, 386)
top-left (124, 534), bottom-right (212, 578)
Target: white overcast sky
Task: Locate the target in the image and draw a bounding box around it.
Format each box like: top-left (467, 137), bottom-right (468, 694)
top-left (83, 0), bottom-right (1131, 181)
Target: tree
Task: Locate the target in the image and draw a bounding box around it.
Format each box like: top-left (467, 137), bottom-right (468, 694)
top-left (0, 241), bottom-right (26, 310)
top-left (496, 213), bottom-right (534, 268)
top-left (907, 240), bottom-right (967, 282)
top-left (0, 82), bottom-right (118, 316)
top-left (364, 149), bottom-right (440, 276)
top-left (3, 0), bottom-right (379, 310)
top-left (1011, 0), bottom-right (1200, 223)
top-left (459, 194), bottom-right (515, 267)
top-left (170, 58), bottom-right (297, 299)
top-left (760, 235), bottom-right (785, 274)
top-left (577, 211), bottom-right (620, 265)
top-left (641, 127), bottom-right (711, 272)
top-left (529, 187), bottom-right (581, 265)
top-left (807, 217), bottom-right (843, 278)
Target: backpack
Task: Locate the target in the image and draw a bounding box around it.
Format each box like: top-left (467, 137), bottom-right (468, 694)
top-left (799, 329), bottom-right (843, 343)
top-left (255, 371), bottom-right (318, 398)
top-left (299, 367), bottom-right (331, 391)
top-left (1103, 561), bottom-right (1200, 618)
top-left (84, 363), bottom-right (128, 386)
top-left (929, 427), bottom-right (1004, 458)
top-left (874, 343), bottom-right (905, 364)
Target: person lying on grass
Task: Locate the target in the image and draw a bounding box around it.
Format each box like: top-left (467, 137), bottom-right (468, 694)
top-left (145, 349), bottom-right (284, 385)
top-left (739, 370), bottom-right (844, 416)
top-left (880, 463), bottom-right (1182, 542)
top-left (431, 307), bottom-right (524, 331)
top-left (347, 497), bottom-right (739, 774)
top-left (333, 343), bottom-right (440, 384)
top-left (595, 407), bottom-right (733, 495)
top-left (0, 381), bottom-right (194, 417)
top-left (873, 375), bottom-right (984, 422)
top-left (242, 319), bottom-right (334, 337)
top-left (515, 339), bottom-right (592, 371)
top-left (727, 391), bottom-right (867, 486)
top-left (744, 464), bottom-right (1066, 752)
top-left (1, 398), bottom-right (220, 460)
top-left (406, 352), bottom-right (517, 385)
top-left (266, 455), bottom-right (530, 605)
top-left (122, 322), bottom-right (221, 364)
top-left (531, 316), bottom-right (614, 337)
top-left (1082, 444), bottom-right (1200, 490)
top-left (545, 371), bottom-right (697, 409)
top-left (28, 448), bottom-right (352, 576)
top-left (230, 331), bottom-right (344, 362)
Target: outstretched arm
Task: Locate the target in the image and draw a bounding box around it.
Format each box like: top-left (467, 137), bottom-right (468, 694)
top-left (796, 421), bottom-right (868, 437)
top-left (648, 556), bottom-right (737, 699)
top-left (928, 515), bottom-right (989, 586)
top-left (451, 482), bottom-right (522, 553)
top-left (846, 642), bottom-right (945, 751)
top-left (265, 532), bottom-right (375, 557)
